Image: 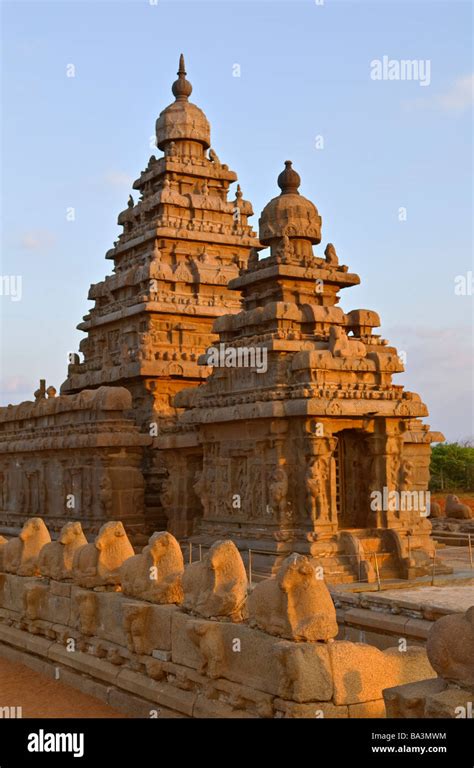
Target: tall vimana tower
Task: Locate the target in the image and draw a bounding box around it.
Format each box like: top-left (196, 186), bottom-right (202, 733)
top-left (61, 56), bottom-right (259, 525)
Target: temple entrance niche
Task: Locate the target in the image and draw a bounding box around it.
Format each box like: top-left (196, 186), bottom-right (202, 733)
top-left (334, 429), bottom-right (372, 530)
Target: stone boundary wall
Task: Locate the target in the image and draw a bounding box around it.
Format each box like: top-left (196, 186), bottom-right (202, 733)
top-left (333, 590), bottom-right (454, 650)
top-left (0, 577), bottom-right (435, 718)
top-left (383, 606), bottom-right (474, 718)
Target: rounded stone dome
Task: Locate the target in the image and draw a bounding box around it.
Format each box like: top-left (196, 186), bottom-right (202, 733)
top-left (155, 55), bottom-right (210, 150)
top-left (259, 161), bottom-right (321, 245)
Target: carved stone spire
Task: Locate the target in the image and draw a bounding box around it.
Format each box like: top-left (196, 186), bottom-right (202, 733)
top-left (277, 160), bottom-right (301, 195)
top-left (172, 53), bottom-right (192, 101)
top-left (155, 54), bottom-right (211, 151)
top-left (259, 161), bottom-right (322, 245)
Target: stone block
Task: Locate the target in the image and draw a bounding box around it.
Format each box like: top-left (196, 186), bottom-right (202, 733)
top-left (134, 603), bottom-right (176, 652)
top-left (187, 618), bottom-right (281, 695)
top-left (40, 593), bottom-right (71, 625)
top-left (170, 611), bottom-right (207, 670)
top-left (274, 699), bottom-right (348, 718)
top-left (152, 649), bottom-right (171, 661)
top-left (116, 668), bottom-right (196, 716)
top-left (193, 695), bottom-right (256, 718)
top-left (275, 640), bottom-right (333, 702)
top-left (348, 699), bottom-right (386, 718)
top-left (330, 641), bottom-right (387, 705)
top-left (404, 618), bottom-right (431, 640)
top-left (47, 644), bottom-right (121, 685)
top-left (384, 646), bottom-right (436, 686)
top-left (172, 611), bottom-right (334, 701)
top-left (92, 592), bottom-right (127, 645)
top-left (49, 580), bottom-right (73, 598)
top-left (383, 678), bottom-right (447, 718)
top-left (329, 641), bottom-right (435, 706)
top-left (0, 622), bottom-right (27, 647)
top-left (0, 574), bottom-right (37, 613)
top-left (107, 688), bottom-right (186, 718)
top-left (24, 633), bottom-right (54, 657)
top-left (58, 667), bottom-right (111, 705)
top-left (425, 687), bottom-right (474, 719)
top-left (207, 677), bottom-right (274, 718)
top-left (344, 607), bottom-right (409, 636)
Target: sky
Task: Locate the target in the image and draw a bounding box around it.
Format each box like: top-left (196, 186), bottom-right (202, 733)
top-left (1, 0), bottom-right (473, 441)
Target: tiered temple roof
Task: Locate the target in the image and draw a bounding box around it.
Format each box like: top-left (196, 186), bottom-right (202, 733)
top-left (61, 55), bottom-right (259, 429)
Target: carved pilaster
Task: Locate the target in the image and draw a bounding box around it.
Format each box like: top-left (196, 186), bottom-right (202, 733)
top-left (304, 436), bottom-right (338, 537)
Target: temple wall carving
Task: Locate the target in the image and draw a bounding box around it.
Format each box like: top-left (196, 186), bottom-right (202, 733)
top-left (0, 388), bottom-right (150, 539)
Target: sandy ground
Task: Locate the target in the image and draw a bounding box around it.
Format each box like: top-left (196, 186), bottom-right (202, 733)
top-left (0, 657), bottom-right (128, 718)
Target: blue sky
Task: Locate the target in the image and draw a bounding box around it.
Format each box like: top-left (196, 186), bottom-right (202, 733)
top-left (1, 0), bottom-right (472, 441)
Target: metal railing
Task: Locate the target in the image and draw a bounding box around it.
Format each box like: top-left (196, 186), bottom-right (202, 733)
top-left (180, 536), bottom-right (474, 590)
top-left (431, 530), bottom-right (473, 568)
top-left (180, 541), bottom-right (400, 590)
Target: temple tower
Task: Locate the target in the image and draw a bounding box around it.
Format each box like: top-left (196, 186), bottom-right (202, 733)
top-left (61, 56), bottom-right (259, 530)
top-left (159, 162), bottom-right (446, 579)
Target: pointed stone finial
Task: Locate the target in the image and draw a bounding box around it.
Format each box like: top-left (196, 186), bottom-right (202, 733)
top-left (172, 53), bottom-right (193, 101)
top-left (34, 379), bottom-right (47, 403)
top-left (277, 160), bottom-right (301, 195)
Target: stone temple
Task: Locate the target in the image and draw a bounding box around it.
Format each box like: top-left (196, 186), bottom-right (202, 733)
top-left (0, 56), bottom-right (445, 582)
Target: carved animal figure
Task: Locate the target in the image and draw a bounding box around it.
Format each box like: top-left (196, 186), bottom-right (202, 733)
top-left (248, 553), bottom-right (338, 641)
top-left (324, 242), bottom-right (339, 265)
top-left (122, 604), bottom-right (152, 655)
top-left (428, 500), bottom-right (444, 519)
top-left (38, 521), bottom-right (88, 580)
top-left (75, 591), bottom-right (98, 636)
top-left (329, 325), bottom-right (366, 359)
top-left (1, 518), bottom-right (51, 576)
top-left (23, 582), bottom-right (48, 621)
top-left (208, 148), bottom-right (220, 165)
top-left (426, 607), bottom-right (474, 689)
top-left (445, 494), bottom-right (472, 520)
top-left (72, 521), bottom-right (134, 588)
top-left (182, 540), bottom-right (248, 621)
top-left (120, 531), bottom-right (184, 604)
top-left (187, 621), bottom-right (225, 679)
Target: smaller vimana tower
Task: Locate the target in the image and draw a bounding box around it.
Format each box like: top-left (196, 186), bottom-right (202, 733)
top-left (159, 161), bottom-right (447, 582)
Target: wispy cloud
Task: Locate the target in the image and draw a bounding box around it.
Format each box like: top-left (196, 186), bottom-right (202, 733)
top-left (386, 325), bottom-right (473, 442)
top-left (20, 229), bottom-right (56, 251)
top-left (0, 376), bottom-right (34, 405)
top-left (102, 169), bottom-right (134, 187)
top-left (402, 73), bottom-right (474, 113)
top-left (438, 74), bottom-right (474, 111)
